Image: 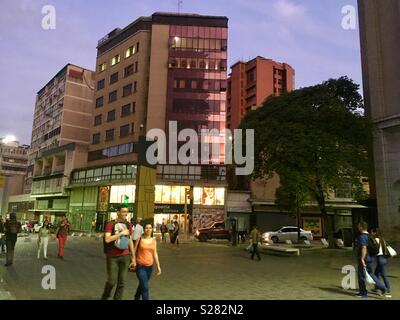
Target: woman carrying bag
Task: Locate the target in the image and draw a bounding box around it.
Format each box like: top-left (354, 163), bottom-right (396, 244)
top-left (372, 228), bottom-right (395, 298)
top-left (133, 223), bottom-right (161, 300)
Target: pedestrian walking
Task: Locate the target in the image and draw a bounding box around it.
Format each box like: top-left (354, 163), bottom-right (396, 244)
top-left (133, 217), bottom-right (144, 242)
top-left (4, 212), bottom-right (21, 266)
top-left (372, 228), bottom-right (392, 298)
top-left (0, 217), bottom-right (6, 254)
top-left (356, 222), bottom-right (387, 299)
top-left (160, 222), bottom-right (168, 243)
top-left (56, 216), bottom-right (71, 259)
top-left (134, 223), bottom-right (162, 300)
top-left (173, 220), bottom-right (180, 247)
top-left (37, 220), bottom-right (50, 260)
top-left (250, 225), bottom-right (261, 261)
top-left (167, 220), bottom-right (175, 244)
top-left (101, 206), bottom-right (135, 300)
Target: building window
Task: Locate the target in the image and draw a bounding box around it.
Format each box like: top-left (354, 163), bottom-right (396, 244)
top-left (124, 64), bottom-right (134, 78)
top-left (92, 133), bottom-right (100, 145)
top-left (111, 54), bottom-right (120, 66)
top-left (181, 60), bottom-right (187, 69)
top-left (131, 123), bottom-right (135, 134)
top-left (97, 79), bottom-right (105, 90)
top-left (105, 129), bottom-right (115, 141)
top-left (191, 80), bottom-right (197, 89)
top-left (110, 72), bottom-right (119, 85)
top-left (120, 124), bottom-right (130, 137)
top-left (190, 60), bottom-right (196, 69)
top-left (121, 103), bottom-right (131, 117)
top-left (134, 61), bottom-right (139, 73)
top-left (96, 96), bottom-right (104, 108)
top-left (133, 81), bottom-right (137, 93)
top-left (107, 110), bottom-right (116, 122)
top-left (123, 84), bottom-right (133, 97)
top-left (125, 45), bottom-right (136, 58)
top-left (136, 42), bottom-right (139, 52)
top-left (94, 114), bottom-right (102, 126)
top-left (98, 63), bottom-right (106, 72)
top-left (88, 143), bottom-right (135, 161)
top-left (109, 90), bottom-right (117, 102)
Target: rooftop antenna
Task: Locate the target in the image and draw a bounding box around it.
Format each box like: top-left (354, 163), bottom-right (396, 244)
top-left (178, 0), bottom-right (183, 14)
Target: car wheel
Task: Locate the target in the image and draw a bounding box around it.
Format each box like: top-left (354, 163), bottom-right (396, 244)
top-left (199, 234), bottom-right (208, 242)
top-left (271, 236), bottom-right (279, 243)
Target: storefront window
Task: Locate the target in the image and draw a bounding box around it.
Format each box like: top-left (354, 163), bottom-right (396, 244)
top-left (171, 186), bottom-right (181, 204)
top-left (193, 187), bottom-right (225, 205)
top-left (155, 185), bottom-right (162, 203)
top-left (161, 185), bottom-right (171, 203)
top-left (110, 185), bottom-right (136, 203)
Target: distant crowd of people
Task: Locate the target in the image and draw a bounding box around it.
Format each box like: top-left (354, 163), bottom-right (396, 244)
top-left (0, 213), bottom-right (72, 266)
top-left (1, 209), bottom-right (397, 300)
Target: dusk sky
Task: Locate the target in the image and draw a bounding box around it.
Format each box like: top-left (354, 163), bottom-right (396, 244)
top-left (0, 0), bottom-right (361, 145)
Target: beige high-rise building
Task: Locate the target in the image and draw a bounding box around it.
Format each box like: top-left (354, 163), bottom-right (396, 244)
top-left (69, 12), bottom-right (229, 232)
top-left (26, 64), bottom-right (95, 221)
top-left (358, 0), bottom-right (400, 241)
top-left (89, 12), bottom-right (228, 166)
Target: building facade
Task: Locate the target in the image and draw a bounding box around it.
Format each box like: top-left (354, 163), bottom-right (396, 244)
top-left (0, 139), bottom-right (29, 216)
top-left (0, 139), bottom-right (29, 177)
top-left (67, 12), bottom-right (229, 232)
top-left (27, 64), bottom-right (95, 223)
top-left (358, 0), bottom-right (400, 241)
top-left (227, 56), bottom-right (295, 130)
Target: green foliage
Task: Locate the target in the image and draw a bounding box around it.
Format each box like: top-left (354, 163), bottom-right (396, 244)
top-left (240, 76), bottom-right (372, 213)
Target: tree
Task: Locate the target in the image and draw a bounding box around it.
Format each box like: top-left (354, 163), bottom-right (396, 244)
top-left (275, 173), bottom-right (309, 242)
top-left (240, 77), bottom-right (372, 248)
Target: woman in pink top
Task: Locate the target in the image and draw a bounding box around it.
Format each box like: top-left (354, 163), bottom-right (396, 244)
top-left (134, 223), bottom-right (161, 300)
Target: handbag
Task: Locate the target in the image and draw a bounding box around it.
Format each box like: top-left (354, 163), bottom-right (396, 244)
top-left (364, 267), bottom-right (376, 285)
top-left (386, 245), bottom-right (397, 257)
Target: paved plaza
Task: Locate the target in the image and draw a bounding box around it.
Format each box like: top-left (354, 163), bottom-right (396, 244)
top-left (0, 235), bottom-right (399, 300)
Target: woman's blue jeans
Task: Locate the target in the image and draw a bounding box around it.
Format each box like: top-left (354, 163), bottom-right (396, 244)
top-left (135, 265), bottom-right (153, 300)
top-left (375, 255), bottom-right (391, 292)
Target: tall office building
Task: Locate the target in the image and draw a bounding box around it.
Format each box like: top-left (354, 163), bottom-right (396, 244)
top-left (69, 12), bottom-right (228, 231)
top-left (227, 56), bottom-right (294, 130)
top-left (358, 0), bottom-right (400, 241)
top-left (27, 64), bottom-right (95, 221)
top-left (89, 12), bottom-right (228, 166)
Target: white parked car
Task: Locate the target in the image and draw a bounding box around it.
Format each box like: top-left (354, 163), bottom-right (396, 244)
top-left (262, 226), bottom-right (313, 243)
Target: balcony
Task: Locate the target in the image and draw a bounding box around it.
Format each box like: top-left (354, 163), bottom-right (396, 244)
top-left (31, 176), bottom-right (68, 197)
top-left (53, 164), bottom-right (65, 174)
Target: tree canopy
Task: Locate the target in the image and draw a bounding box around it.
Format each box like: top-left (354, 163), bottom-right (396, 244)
top-left (240, 77), bottom-right (372, 245)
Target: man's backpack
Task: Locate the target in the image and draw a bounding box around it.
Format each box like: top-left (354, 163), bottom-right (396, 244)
top-left (103, 221), bottom-right (130, 254)
top-left (367, 235), bottom-right (380, 256)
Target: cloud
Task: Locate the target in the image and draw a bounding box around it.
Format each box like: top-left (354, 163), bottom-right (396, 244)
top-left (273, 0), bottom-right (307, 19)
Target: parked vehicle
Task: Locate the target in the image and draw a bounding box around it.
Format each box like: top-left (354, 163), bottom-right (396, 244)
top-left (195, 221), bottom-right (230, 242)
top-left (262, 226), bottom-right (313, 243)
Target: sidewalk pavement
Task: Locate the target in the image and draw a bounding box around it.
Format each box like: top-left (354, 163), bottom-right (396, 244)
top-left (0, 253), bottom-right (16, 300)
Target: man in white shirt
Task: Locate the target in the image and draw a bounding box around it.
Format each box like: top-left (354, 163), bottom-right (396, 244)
top-left (133, 217), bottom-right (144, 241)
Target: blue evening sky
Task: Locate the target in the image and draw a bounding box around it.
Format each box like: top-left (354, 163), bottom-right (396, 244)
top-left (0, 0), bottom-right (361, 144)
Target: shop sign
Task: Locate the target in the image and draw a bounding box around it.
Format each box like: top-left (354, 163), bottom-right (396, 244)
top-left (154, 204), bottom-right (192, 214)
